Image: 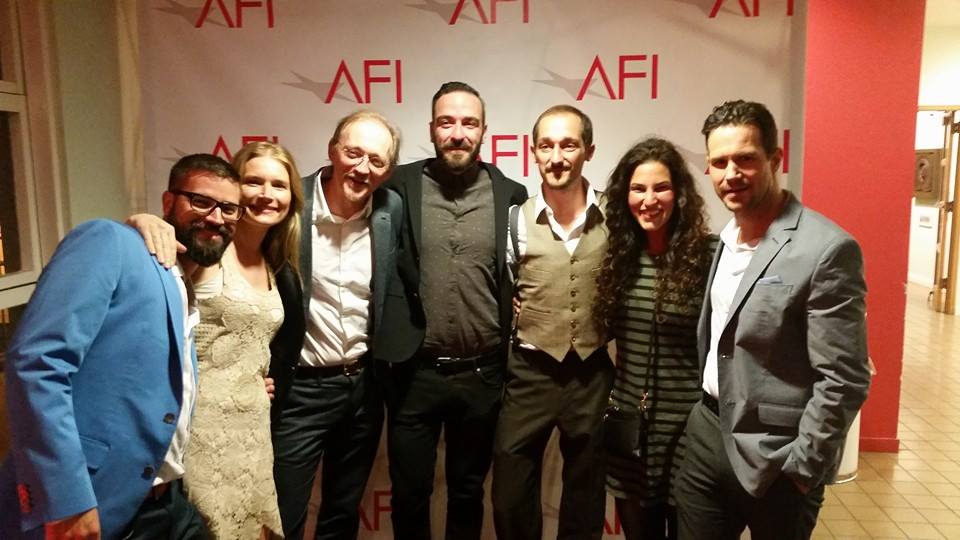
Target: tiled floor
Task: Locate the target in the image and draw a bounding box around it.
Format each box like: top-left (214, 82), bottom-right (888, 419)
top-left (811, 284), bottom-right (960, 539)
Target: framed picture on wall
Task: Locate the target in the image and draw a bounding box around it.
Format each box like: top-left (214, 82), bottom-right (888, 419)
top-left (915, 149), bottom-right (943, 205)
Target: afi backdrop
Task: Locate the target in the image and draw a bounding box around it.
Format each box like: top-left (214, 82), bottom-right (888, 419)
top-left (136, 1), bottom-right (802, 537)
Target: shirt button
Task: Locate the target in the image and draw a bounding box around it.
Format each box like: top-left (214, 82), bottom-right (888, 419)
top-left (571, 337), bottom-right (578, 343)
top-left (163, 413), bottom-right (176, 424)
top-left (569, 275), bottom-right (576, 281)
top-left (570, 290), bottom-right (577, 297)
top-left (571, 306), bottom-right (577, 312)
top-left (571, 256), bottom-right (579, 263)
top-left (142, 467), bottom-right (155, 478)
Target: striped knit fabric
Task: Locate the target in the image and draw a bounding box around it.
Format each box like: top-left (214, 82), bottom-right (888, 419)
top-left (605, 239), bottom-right (716, 505)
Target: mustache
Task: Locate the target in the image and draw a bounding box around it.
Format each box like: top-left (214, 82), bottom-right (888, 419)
top-left (442, 140), bottom-right (473, 150)
top-left (190, 221), bottom-right (232, 237)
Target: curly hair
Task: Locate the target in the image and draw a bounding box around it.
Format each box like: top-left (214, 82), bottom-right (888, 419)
top-left (594, 138), bottom-right (712, 330)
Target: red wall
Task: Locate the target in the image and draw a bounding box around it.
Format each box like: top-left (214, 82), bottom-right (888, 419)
top-left (802, 1), bottom-right (926, 452)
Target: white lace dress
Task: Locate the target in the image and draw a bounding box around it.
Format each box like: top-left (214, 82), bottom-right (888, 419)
top-left (183, 256), bottom-right (285, 539)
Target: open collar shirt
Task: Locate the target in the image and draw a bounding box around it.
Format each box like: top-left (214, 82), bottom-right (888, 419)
top-left (300, 172), bottom-right (373, 367)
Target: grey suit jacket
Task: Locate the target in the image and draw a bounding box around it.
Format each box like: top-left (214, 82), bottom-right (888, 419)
top-left (697, 192), bottom-right (871, 497)
top-left (300, 168), bottom-right (403, 350)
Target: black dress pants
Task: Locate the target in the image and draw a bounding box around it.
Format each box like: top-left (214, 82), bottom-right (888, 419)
top-left (674, 401), bottom-right (825, 540)
top-left (272, 363), bottom-right (384, 540)
top-left (122, 480), bottom-right (209, 540)
top-left (491, 347), bottom-right (614, 540)
top-left (386, 352), bottom-right (504, 540)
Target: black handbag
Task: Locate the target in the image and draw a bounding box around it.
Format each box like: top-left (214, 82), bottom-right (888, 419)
top-left (602, 299), bottom-right (660, 459)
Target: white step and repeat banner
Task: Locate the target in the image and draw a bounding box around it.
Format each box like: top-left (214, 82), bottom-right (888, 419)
top-left (137, 1), bottom-right (802, 537)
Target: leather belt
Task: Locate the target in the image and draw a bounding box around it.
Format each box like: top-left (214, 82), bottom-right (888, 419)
top-left (702, 391), bottom-right (720, 417)
top-left (419, 349), bottom-right (501, 375)
top-left (296, 361), bottom-right (363, 378)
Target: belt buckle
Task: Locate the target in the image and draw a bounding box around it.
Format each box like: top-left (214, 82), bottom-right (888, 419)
top-left (343, 362), bottom-right (361, 377)
top-left (433, 356), bottom-right (459, 374)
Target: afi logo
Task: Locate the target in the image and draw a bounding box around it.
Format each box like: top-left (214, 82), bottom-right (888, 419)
top-left (212, 135), bottom-right (279, 161)
top-left (358, 489), bottom-right (392, 531)
top-left (195, 0), bottom-right (275, 27)
top-left (577, 55), bottom-right (659, 101)
top-left (450, 0), bottom-right (530, 24)
top-left (326, 60), bottom-right (403, 104)
top-left (483, 134), bottom-right (531, 178)
top-left (709, 0), bottom-right (794, 17)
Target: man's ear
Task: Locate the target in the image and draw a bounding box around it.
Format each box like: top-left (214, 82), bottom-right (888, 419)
top-left (162, 191), bottom-right (175, 217)
top-left (585, 144), bottom-right (596, 162)
top-left (770, 147), bottom-right (784, 173)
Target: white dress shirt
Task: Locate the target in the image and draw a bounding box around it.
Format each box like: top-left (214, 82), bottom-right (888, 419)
top-left (300, 174), bottom-right (374, 367)
top-left (702, 219), bottom-right (758, 399)
top-left (154, 263), bottom-right (199, 485)
top-left (507, 181), bottom-right (601, 351)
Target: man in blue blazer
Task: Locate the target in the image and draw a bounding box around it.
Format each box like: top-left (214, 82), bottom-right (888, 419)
top-left (675, 101), bottom-right (871, 540)
top-left (0, 154), bottom-right (242, 539)
top-left (270, 110), bottom-right (404, 540)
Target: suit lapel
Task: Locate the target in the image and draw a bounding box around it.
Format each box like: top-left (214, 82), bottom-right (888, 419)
top-left (723, 195), bottom-right (802, 330)
top-left (153, 261), bottom-right (185, 396)
top-left (370, 190), bottom-right (392, 330)
top-left (491, 165), bottom-right (510, 275)
top-left (698, 239), bottom-right (723, 373)
top-left (407, 168), bottom-right (423, 257)
top-left (300, 171), bottom-right (319, 317)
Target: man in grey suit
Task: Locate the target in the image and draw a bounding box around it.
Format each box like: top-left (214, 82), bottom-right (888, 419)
top-left (270, 110), bottom-right (403, 540)
top-left (675, 100), bottom-right (871, 540)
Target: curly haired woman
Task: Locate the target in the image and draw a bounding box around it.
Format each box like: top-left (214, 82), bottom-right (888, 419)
top-left (595, 137), bottom-right (716, 540)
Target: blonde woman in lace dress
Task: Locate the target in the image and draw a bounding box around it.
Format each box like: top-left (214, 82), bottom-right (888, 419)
top-left (131, 142), bottom-right (305, 539)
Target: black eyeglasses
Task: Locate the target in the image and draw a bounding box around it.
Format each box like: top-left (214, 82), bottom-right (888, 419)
top-left (170, 189), bottom-right (244, 222)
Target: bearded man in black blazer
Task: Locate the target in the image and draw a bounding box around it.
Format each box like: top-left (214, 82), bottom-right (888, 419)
top-left (376, 81), bottom-right (527, 540)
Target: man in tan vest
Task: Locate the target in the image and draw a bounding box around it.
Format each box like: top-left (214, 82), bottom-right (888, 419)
top-left (491, 105), bottom-right (613, 540)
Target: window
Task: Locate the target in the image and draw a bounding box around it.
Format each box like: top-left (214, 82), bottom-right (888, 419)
top-left (0, 0), bottom-right (65, 365)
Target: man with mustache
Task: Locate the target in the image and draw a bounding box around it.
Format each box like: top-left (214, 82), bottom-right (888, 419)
top-left (492, 105), bottom-right (613, 540)
top-left (270, 110), bottom-right (404, 540)
top-left (0, 154), bottom-right (240, 539)
top-left (378, 81), bottom-right (527, 539)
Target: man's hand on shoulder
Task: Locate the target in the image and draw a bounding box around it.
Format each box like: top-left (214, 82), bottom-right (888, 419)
top-left (126, 213), bottom-right (184, 269)
top-left (45, 507), bottom-right (100, 540)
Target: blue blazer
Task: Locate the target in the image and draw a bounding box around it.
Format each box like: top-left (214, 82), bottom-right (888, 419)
top-left (0, 220), bottom-right (189, 539)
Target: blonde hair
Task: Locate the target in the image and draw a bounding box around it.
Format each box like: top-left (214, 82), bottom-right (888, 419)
top-left (231, 141), bottom-right (304, 277)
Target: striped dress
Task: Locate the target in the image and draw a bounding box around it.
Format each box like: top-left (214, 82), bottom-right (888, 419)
top-left (605, 239), bottom-right (715, 505)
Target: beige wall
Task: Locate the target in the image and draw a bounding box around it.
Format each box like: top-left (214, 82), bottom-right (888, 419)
top-left (52, 1), bottom-right (128, 224)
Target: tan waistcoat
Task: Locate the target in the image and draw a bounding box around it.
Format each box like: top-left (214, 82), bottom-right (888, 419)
top-left (515, 194), bottom-right (607, 361)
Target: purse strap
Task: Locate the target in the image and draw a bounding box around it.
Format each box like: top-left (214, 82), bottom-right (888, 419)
top-left (639, 298), bottom-right (661, 419)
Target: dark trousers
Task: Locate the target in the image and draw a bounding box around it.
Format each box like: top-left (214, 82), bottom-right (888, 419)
top-left (674, 401), bottom-right (824, 540)
top-left (491, 347), bottom-right (614, 540)
top-left (615, 498), bottom-right (676, 540)
top-left (272, 364), bottom-right (384, 540)
top-left (122, 480), bottom-right (209, 540)
top-left (386, 352), bottom-right (504, 540)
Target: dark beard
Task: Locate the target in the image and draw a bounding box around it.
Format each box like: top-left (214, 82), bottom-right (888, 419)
top-left (434, 141), bottom-right (481, 175)
top-left (172, 220), bottom-right (233, 267)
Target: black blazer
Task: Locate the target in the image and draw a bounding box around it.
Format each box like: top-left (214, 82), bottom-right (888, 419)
top-left (375, 159), bottom-right (528, 363)
top-left (267, 262), bottom-right (305, 420)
